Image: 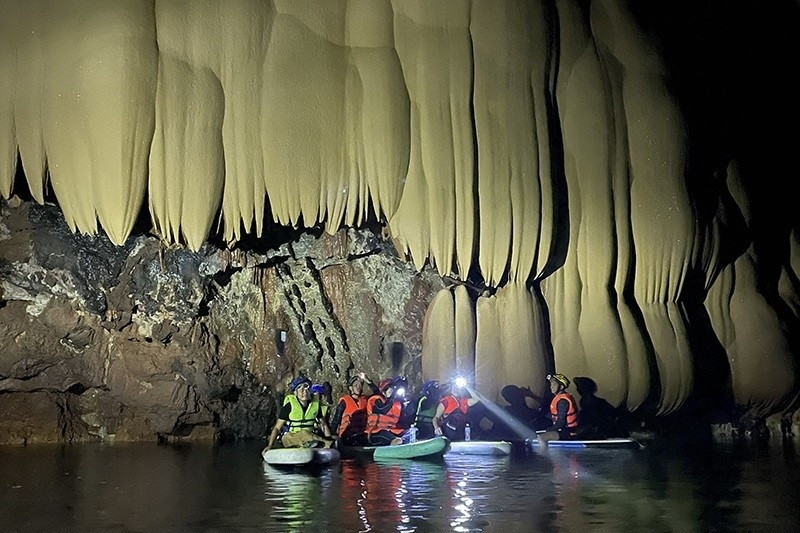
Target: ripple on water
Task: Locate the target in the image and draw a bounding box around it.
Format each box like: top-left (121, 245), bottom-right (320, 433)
top-left (1, 439), bottom-right (800, 533)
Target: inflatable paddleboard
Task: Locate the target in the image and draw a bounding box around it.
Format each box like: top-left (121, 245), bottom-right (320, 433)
top-left (373, 437), bottom-right (449, 461)
top-left (447, 441), bottom-right (512, 456)
top-left (262, 447), bottom-right (341, 466)
top-left (528, 438), bottom-right (642, 450)
top-left (310, 448), bottom-right (341, 465)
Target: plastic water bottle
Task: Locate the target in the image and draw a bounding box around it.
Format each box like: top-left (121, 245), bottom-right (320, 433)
top-left (464, 423), bottom-right (471, 442)
top-left (409, 425), bottom-right (418, 443)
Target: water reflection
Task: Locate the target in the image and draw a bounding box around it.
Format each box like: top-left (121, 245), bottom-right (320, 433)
top-left (262, 464), bottom-right (333, 532)
top-left (451, 468), bottom-right (473, 532)
top-left (339, 459), bottom-right (450, 532)
top-left (2, 439), bottom-right (800, 532)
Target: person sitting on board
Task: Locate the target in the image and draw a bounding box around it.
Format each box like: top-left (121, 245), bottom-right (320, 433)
top-left (484, 384), bottom-right (549, 441)
top-left (392, 375), bottom-right (417, 430)
top-left (432, 376), bottom-right (480, 441)
top-left (365, 378), bottom-right (408, 446)
top-left (329, 372), bottom-right (378, 446)
top-left (537, 373), bottom-right (579, 449)
top-left (413, 380), bottom-right (442, 440)
top-left (311, 381), bottom-right (334, 425)
top-left (265, 376), bottom-right (334, 451)
top-left (573, 376), bottom-right (626, 439)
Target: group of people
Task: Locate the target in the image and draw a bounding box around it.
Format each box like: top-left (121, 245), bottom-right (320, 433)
top-left (265, 371), bottom-right (624, 451)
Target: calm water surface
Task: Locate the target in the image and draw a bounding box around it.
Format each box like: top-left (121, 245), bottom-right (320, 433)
top-left (1, 438), bottom-right (798, 532)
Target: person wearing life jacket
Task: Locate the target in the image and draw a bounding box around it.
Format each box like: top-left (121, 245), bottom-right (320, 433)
top-left (433, 377), bottom-right (480, 441)
top-left (365, 378), bottom-right (406, 446)
top-left (311, 381), bottom-right (334, 425)
top-left (392, 375), bottom-right (416, 429)
top-left (537, 373), bottom-right (579, 449)
top-left (488, 384), bottom-right (549, 441)
top-left (413, 380), bottom-right (442, 440)
top-left (265, 376), bottom-right (333, 451)
top-left (329, 373), bottom-right (378, 446)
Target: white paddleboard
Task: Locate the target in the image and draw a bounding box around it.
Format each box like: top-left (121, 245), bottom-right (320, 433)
top-left (262, 446), bottom-right (341, 466)
top-left (528, 438), bottom-right (642, 450)
top-left (447, 441), bottom-right (512, 456)
top-left (262, 447), bottom-right (315, 465)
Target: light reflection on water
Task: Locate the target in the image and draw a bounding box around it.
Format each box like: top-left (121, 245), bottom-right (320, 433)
top-left (1, 438), bottom-right (799, 532)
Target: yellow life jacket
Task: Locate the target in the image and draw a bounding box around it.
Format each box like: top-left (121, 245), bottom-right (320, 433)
top-left (284, 395), bottom-right (320, 433)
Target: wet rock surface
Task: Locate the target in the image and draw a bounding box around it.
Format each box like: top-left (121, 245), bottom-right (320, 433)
top-left (0, 199), bottom-right (442, 444)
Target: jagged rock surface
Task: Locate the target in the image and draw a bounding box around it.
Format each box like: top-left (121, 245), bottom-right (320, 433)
top-left (0, 199), bottom-right (441, 444)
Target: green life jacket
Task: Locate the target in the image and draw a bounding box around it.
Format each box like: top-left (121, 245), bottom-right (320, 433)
top-left (284, 394), bottom-right (320, 433)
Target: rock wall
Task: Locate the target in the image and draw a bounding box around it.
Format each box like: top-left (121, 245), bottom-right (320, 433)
top-left (0, 199), bottom-right (441, 443)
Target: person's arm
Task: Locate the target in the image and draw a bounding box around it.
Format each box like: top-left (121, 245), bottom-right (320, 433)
top-left (329, 399), bottom-right (346, 435)
top-left (370, 396), bottom-right (394, 415)
top-left (362, 375), bottom-right (379, 396)
top-left (265, 419), bottom-right (286, 451)
top-left (547, 399), bottom-right (569, 432)
top-left (521, 386), bottom-right (545, 405)
top-left (266, 402), bottom-right (292, 450)
top-left (464, 386), bottom-right (481, 407)
top-left (317, 414), bottom-right (332, 438)
top-left (432, 403), bottom-right (446, 436)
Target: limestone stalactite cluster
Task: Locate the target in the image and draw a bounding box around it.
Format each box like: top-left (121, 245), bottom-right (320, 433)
top-left (2, 0), bottom-right (798, 419)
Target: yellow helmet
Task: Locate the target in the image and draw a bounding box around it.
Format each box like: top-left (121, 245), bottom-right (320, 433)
top-left (547, 373), bottom-right (570, 389)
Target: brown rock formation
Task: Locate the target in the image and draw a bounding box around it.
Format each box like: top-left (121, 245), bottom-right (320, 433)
top-left (1, 200), bottom-right (440, 443)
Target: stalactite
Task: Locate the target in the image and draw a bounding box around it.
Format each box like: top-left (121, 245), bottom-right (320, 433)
top-left (421, 288), bottom-right (455, 381)
top-left (453, 285), bottom-right (475, 380)
top-left (251, 264), bottom-right (272, 326)
top-left (472, 0), bottom-right (553, 286)
top-left (388, 0), bottom-right (474, 278)
top-left (148, 54), bottom-right (224, 250)
top-left (475, 283), bottom-right (548, 403)
top-left (704, 161), bottom-right (798, 415)
top-left (9, 1), bottom-right (46, 203)
top-left (0, 4), bottom-right (15, 198)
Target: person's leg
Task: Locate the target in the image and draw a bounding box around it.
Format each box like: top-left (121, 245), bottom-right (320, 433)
top-left (281, 430), bottom-right (316, 448)
top-left (416, 422), bottom-right (435, 440)
top-left (537, 430), bottom-right (560, 449)
top-left (442, 423), bottom-right (463, 441)
top-left (367, 430), bottom-right (401, 446)
top-left (468, 404), bottom-right (488, 438)
top-left (342, 432), bottom-right (368, 446)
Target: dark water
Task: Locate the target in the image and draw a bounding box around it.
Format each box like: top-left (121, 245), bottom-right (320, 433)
top-left (1, 438), bottom-right (799, 533)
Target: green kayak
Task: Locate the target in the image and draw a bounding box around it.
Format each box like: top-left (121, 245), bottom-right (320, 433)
top-left (372, 437), bottom-right (449, 461)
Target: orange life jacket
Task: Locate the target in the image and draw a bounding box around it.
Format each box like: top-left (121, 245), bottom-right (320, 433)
top-left (441, 395), bottom-right (470, 418)
top-left (338, 394), bottom-right (368, 437)
top-left (550, 392), bottom-right (579, 434)
top-left (366, 395), bottom-right (404, 435)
